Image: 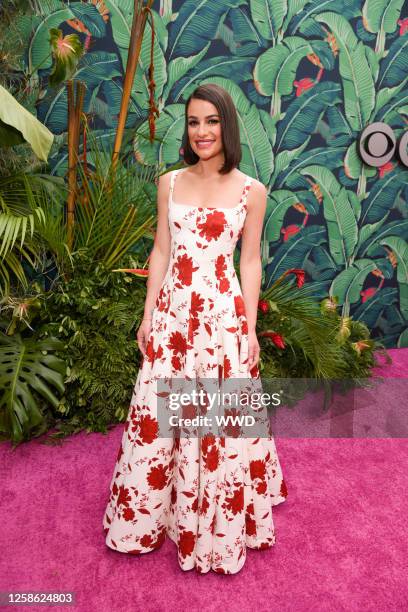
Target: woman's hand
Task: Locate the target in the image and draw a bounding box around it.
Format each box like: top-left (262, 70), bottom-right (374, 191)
top-left (247, 329), bottom-right (260, 371)
top-left (136, 319), bottom-right (152, 356)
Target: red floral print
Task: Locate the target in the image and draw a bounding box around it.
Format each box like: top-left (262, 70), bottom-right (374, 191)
top-left (103, 168), bottom-right (288, 575)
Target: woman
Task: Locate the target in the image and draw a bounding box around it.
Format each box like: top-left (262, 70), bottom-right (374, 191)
top-left (103, 83), bottom-right (288, 575)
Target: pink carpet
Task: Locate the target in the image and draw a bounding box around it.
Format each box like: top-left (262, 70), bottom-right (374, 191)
top-left (1, 348), bottom-right (407, 611)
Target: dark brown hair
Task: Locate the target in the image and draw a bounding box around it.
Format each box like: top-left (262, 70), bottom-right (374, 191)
top-left (181, 83), bottom-right (242, 174)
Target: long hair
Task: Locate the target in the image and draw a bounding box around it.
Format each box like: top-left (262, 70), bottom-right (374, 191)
top-left (181, 83), bottom-right (242, 174)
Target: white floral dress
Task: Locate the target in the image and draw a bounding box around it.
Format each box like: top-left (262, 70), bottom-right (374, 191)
top-left (103, 168), bottom-right (288, 574)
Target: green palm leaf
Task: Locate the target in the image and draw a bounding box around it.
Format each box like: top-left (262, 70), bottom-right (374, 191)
top-left (260, 278), bottom-right (347, 379)
top-left (275, 82), bottom-right (342, 151)
top-left (0, 173), bottom-right (66, 295)
top-left (377, 35), bottom-right (408, 89)
top-left (253, 36), bottom-right (314, 103)
top-left (353, 286), bottom-right (398, 329)
top-left (72, 134), bottom-right (157, 268)
top-left (299, 165), bottom-right (358, 265)
top-left (362, 0), bottom-right (404, 33)
top-left (330, 259), bottom-right (377, 307)
top-left (314, 12), bottom-right (375, 130)
top-left (379, 236), bottom-right (408, 318)
top-left (250, 0), bottom-right (288, 41)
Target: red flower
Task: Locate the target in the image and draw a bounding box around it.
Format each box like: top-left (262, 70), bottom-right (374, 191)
top-left (201, 434), bottom-right (215, 453)
top-left (397, 17), bottom-right (408, 35)
top-left (122, 507), bottom-right (135, 522)
top-left (147, 464), bottom-right (168, 490)
top-left (178, 530), bottom-right (196, 558)
top-left (138, 414), bottom-right (158, 444)
top-left (182, 402), bottom-right (197, 420)
top-left (215, 254), bottom-right (227, 279)
top-left (202, 444), bottom-right (219, 472)
top-left (260, 331), bottom-right (286, 349)
top-left (219, 277), bottom-right (230, 293)
top-left (190, 291), bottom-right (205, 317)
top-left (172, 253), bottom-right (198, 286)
top-left (280, 480), bottom-right (288, 498)
top-left (258, 299), bottom-right (269, 313)
top-left (224, 486), bottom-right (244, 515)
top-left (167, 331), bottom-right (188, 356)
top-left (285, 268), bottom-right (305, 287)
top-left (293, 77), bottom-right (315, 96)
top-left (360, 287), bottom-right (377, 303)
top-left (250, 459), bottom-right (266, 479)
top-left (281, 224), bottom-right (301, 241)
top-left (378, 161), bottom-right (394, 178)
top-left (200, 495), bottom-right (210, 516)
top-left (256, 480), bottom-right (267, 495)
top-left (197, 210), bottom-right (226, 241)
top-left (140, 534), bottom-right (153, 548)
top-left (117, 485), bottom-right (131, 507)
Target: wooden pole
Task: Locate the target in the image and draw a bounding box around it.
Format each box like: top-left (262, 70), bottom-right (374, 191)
top-left (111, 0), bottom-right (154, 169)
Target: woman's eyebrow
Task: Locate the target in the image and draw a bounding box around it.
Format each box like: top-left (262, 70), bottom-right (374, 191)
top-left (188, 114), bottom-right (220, 119)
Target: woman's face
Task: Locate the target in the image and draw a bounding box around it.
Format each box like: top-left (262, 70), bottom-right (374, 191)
top-left (186, 98), bottom-right (223, 160)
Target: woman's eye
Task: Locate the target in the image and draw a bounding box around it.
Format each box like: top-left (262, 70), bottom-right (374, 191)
top-left (188, 120), bottom-right (218, 126)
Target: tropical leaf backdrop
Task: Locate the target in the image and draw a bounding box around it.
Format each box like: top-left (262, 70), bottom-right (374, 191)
top-left (12, 0), bottom-right (408, 348)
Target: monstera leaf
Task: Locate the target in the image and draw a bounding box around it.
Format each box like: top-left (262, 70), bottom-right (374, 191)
top-left (0, 85), bottom-right (54, 161)
top-left (0, 333), bottom-right (66, 444)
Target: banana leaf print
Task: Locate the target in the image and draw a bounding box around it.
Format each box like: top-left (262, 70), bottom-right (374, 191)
top-left (14, 0), bottom-right (408, 347)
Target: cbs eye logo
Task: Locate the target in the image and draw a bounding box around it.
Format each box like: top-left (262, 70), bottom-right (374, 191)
top-left (358, 122), bottom-right (408, 167)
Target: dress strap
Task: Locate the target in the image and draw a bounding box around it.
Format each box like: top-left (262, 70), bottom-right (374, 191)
top-left (170, 169), bottom-right (181, 194)
top-left (239, 174), bottom-right (253, 209)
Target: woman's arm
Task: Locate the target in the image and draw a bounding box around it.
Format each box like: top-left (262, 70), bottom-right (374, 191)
top-left (239, 180), bottom-right (267, 369)
top-left (142, 171), bottom-right (172, 319)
